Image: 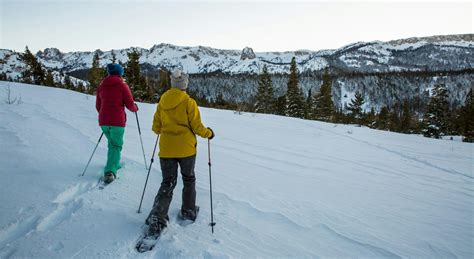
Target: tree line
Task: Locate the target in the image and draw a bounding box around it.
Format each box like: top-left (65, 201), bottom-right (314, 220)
top-left (253, 57), bottom-right (473, 142)
top-left (2, 46), bottom-right (169, 102)
top-left (5, 47), bottom-right (472, 142)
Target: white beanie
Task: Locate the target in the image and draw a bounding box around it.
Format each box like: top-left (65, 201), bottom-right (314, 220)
top-left (171, 69), bottom-right (189, 90)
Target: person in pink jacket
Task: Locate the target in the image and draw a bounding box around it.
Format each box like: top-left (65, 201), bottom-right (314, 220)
top-left (96, 63), bottom-right (138, 183)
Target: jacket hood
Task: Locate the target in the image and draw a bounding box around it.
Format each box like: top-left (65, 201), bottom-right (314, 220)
top-left (159, 88), bottom-right (189, 110)
top-left (101, 75), bottom-right (123, 87)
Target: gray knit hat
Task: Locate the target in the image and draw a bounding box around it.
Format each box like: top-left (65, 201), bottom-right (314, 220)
top-left (170, 69), bottom-right (189, 90)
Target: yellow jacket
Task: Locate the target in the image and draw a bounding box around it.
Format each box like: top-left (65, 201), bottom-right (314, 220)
top-left (152, 88), bottom-right (212, 158)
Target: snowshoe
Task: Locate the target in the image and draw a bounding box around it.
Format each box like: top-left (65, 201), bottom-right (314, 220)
top-left (178, 206), bottom-right (199, 226)
top-left (136, 217), bottom-right (167, 253)
top-left (103, 172), bottom-right (115, 184)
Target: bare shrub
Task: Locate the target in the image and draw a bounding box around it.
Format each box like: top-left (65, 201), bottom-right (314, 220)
top-left (4, 84), bottom-right (22, 105)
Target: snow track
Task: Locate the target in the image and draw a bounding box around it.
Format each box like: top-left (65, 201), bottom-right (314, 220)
top-left (0, 82), bottom-right (472, 258)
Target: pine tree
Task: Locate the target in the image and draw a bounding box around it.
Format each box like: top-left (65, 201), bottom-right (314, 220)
top-left (111, 50), bottom-right (117, 63)
top-left (376, 106), bottom-right (390, 129)
top-left (56, 72), bottom-right (65, 88)
top-left (460, 88), bottom-right (473, 142)
top-left (124, 49), bottom-right (151, 101)
top-left (255, 65), bottom-right (275, 114)
top-left (314, 70), bottom-right (334, 122)
top-left (333, 107), bottom-right (348, 124)
top-left (389, 108), bottom-right (400, 132)
top-left (20, 46), bottom-right (46, 85)
top-left (44, 70), bottom-right (55, 87)
top-left (365, 107), bottom-right (377, 128)
top-left (275, 95), bottom-right (287, 116)
top-left (285, 57), bottom-right (304, 118)
top-left (311, 90), bottom-right (320, 120)
top-left (77, 82), bottom-right (85, 93)
top-left (188, 90), bottom-right (210, 107)
top-left (400, 100), bottom-right (412, 133)
top-left (88, 52), bottom-right (106, 94)
top-left (347, 91), bottom-right (365, 125)
top-left (157, 67), bottom-right (171, 97)
top-left (64, 75), bottom-right (74, 90)
top-left (305, 89), bottom-right (313, 119)
top-left (422, 84), bottom-right (450, 139)
top-left (214, 93), bottom-right (227, 109)
top-left (451, 107), bottom-right (463, 136)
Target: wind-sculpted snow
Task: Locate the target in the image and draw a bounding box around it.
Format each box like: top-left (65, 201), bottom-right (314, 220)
top-left (0, 82), bottom-right (472, 258)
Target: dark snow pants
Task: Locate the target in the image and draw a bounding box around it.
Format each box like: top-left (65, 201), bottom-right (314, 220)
top-left (146, 155), bottom-right (197, 226)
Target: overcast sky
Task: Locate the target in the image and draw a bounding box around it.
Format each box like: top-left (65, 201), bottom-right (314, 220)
top-left (0, 0), bottom-right (472, 53)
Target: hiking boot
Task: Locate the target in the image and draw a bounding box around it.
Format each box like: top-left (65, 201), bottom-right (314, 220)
top-left (104, 172), bottom-right (115, 184)
top-left (181, 206), bottom-right (199, 221)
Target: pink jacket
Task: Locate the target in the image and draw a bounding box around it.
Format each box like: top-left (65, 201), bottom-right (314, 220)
top-left (96, 75), bottom-right (138, 127)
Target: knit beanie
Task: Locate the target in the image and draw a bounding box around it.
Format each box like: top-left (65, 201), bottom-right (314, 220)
top-left (170, 69), bottom-right (189, 90)
top-left (107, 63), bottom-right (124, 77)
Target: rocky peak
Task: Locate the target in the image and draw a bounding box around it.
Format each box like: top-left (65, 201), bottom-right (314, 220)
top-left (93, 49), bottom-right (104, 55)
top-left (240, 47), bottom-right (256, 60)
top-left (37, 48), bottom-right (63, 59)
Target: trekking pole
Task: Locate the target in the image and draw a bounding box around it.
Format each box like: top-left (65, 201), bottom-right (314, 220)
top-left (135, 111), bottom-right (148, 170)
top-left (208, 139), bottom-right (216, 233)
top-left (80, 133), bottom-right (104, 176)
top-left (137, 135), bottom-right (159, 214)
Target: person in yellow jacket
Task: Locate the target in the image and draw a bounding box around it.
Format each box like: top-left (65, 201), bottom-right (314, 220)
top-left (145, 69), bottom-right (214, 237)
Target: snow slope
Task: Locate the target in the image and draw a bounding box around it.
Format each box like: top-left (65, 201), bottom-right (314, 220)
top-left (0, 82), bottom-right (472, 258)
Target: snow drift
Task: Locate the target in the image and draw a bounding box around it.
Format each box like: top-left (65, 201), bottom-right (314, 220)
top-left (0, 82), bottom-right (472, 258)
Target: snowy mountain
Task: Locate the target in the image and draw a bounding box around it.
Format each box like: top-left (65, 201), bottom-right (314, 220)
top-left (0, 34), bottom-right (472, 108)
top-left (0, 81), bottom-right (472, 258)
top-left (1, 34), bottom-right (472, 76)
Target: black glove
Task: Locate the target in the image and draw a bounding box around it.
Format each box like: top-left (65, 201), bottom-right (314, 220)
top-left (208, 127), bottom-right (215, 140)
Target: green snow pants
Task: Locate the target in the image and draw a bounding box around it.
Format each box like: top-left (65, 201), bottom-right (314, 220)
top-left (101, 126), bottom-right (125, 175)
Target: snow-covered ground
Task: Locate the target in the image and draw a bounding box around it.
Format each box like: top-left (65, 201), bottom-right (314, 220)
top-left (0, 81), bottom-right (472, 258)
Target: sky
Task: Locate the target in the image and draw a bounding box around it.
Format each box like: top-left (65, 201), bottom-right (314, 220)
top-left (0, 0), bottom-right (472, 53)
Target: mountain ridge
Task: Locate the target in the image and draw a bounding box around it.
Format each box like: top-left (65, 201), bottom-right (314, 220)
top-left (1, 34), bottom-right (472, 110)
top-left (1, 34), bottom-right (472, 77)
